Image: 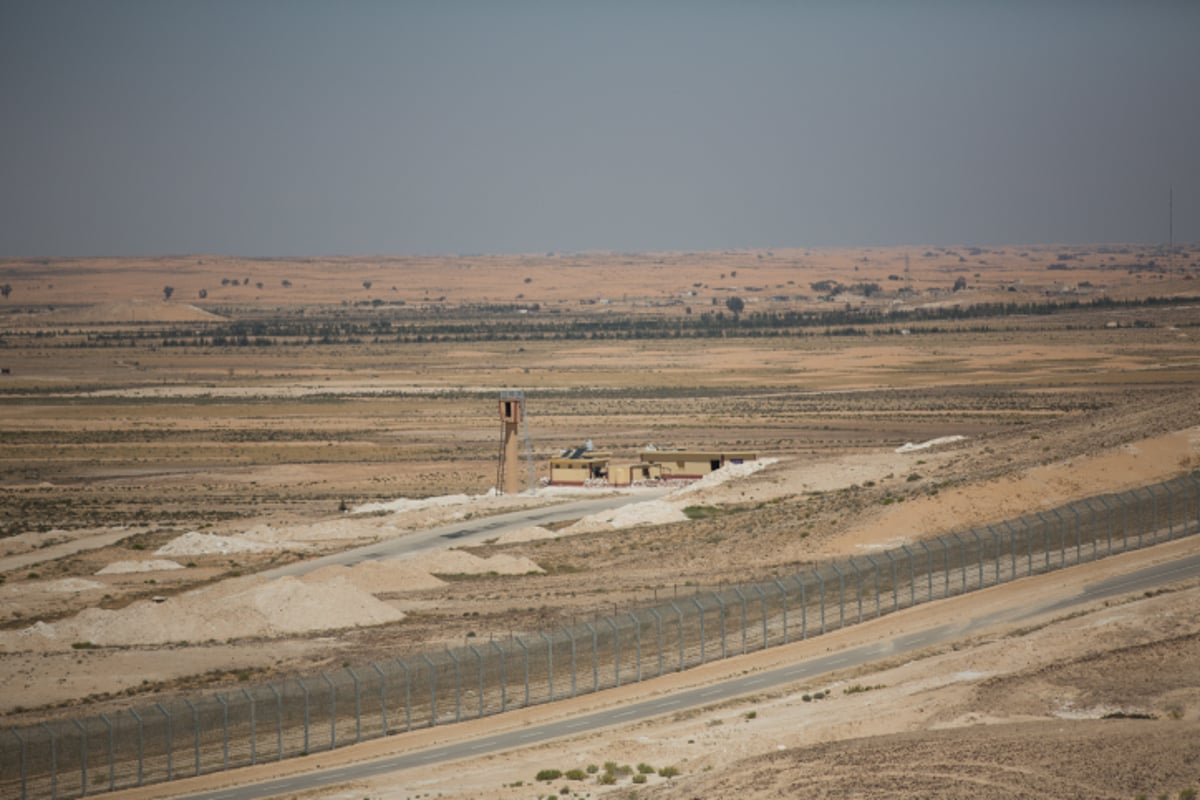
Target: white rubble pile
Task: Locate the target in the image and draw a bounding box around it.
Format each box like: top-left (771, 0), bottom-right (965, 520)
top-left (562, 500), bottom-right (689, 535)
top-left (895, 436), bottom-right (967, 453)
top-left (351, 491), bottom-right (496, 515)
top-left (670, 458), bottom-right (778, 497)
top-left (96, 559), bottom-right (184, 574)
top-left (155, 531), bottom-right (303, 556)
top-left (494, 525), bottom-right (557, 544)
top-left (399, 550), bottom-right (543, 575)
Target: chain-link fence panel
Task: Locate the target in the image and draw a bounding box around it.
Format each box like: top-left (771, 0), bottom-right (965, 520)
top-left (3, 473), bottom-right (1197, 800)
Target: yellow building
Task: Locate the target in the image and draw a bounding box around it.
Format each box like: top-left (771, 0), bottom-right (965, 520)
top-left (639, 450), bottom-right (757, 480)
top-left (548, 450), bottom-right (611, 486)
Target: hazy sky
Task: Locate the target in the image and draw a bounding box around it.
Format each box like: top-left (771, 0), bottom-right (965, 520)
top-left (2, 1), bottom-right (1198, 257)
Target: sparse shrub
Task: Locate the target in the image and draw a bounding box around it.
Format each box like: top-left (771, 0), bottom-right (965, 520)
top-left (632, 773), bottom-right (647, 783)
top-left (535, 769), bottom-right (563, 782)
top-left (564, 769), bottom-right (587, 780)
top-left (813, 690), bottom-right (826, 700)
top-left (658, 766), bottom-right (681, 778)
top-left (596, 773), bottom-right (616, 785)
top-left (585, 764), bottom-right (598, 774)
top-left (745, 710), bottom-right (757, 719)
top-left (636, 763), bottom-right (655, 774)
top-left (802, 694), bottom-right (812, 702)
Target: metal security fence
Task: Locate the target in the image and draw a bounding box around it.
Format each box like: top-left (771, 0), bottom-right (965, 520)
top-left (3, 473), bottom-right (1199, 799)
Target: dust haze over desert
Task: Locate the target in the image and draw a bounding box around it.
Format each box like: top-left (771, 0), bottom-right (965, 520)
top-left (3, 3), bottom-right (1200, 800)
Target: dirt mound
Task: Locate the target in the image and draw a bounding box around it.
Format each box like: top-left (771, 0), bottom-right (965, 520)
top-left (3, 574), bottom-right (405, 648)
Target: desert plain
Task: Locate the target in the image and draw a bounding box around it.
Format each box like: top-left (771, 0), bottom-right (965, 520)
top-left (1, 243), bottom-right (1199, 798)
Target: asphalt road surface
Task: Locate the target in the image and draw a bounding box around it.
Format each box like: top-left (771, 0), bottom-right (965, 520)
top-left (261, 489), bottom-right (671, 579)
top-left (178, 549), bottom-right (1200, 800)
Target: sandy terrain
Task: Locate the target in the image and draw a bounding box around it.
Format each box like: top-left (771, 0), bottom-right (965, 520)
top-left (1, 245), bottom-right (1199, 796)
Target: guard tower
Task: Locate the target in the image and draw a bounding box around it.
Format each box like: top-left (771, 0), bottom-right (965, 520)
top-left (496, 390), bottom-right (534, 494)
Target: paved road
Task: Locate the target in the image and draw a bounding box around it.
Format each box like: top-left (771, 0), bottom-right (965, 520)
top-left (261, 489), bottom-right (671, 578)
top-left (179, 549), bottom-right (1200, 800)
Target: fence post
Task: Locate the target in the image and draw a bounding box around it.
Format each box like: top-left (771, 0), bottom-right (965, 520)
top-left (183, 699), bottom-right (200, 777)
top-left (848, 560), bottom-right (863, 624)
top-left (129, 708), bottom-right (144, 786)
top-left (268, 683), bottom-right (282, 759)
top-left (1037, 513), bottom-right (1052, 570)
top-left (99, 715), bottom-right (114, 792)
top-left (345, 667), bottom-right (362, 740)
top-left (936, 537), bottom-right (951, 596)
top-left (713, 594), bottom-right (728, 659)
top-left (732, 588), bottom-right (748, 655)
top-left (917, 541), bottom-right (933, 601)
top-left (320, 672), bottom-right (336, 744)
top-left (13, 729), bottom-right (27, 800)
top-left (1122, 492), bottom-right (1131, 550)
top-left (1051, 508), bottom-right (1068, 565)
top-left (71, 719), bottom-right (86, 797)
top-left (604, 618), bottom-right (621, 687)
top-left (155, 702), bottom-right (172, 779)
top-left (965, 530), bottom-right (982, 587)
top-left (648, 609), bottom-right (664, 676)
top-left (628, 613), bottom-right (643, 681)
top-left (830, 563), bottom-right (845, 628)
top-left (864, 555), bottom-right (881, 617)
top-left (772, 579), bottom-right (789, 643)
top-left (752, 585), bottom-right (768, 649)
top-left (370, 664), bottom-right (387, 735)
top-left (1146, 486), bottom-right (1158, 545)
top-left (798, 575), bottom-right (807, 640)
top-left (583, 622), bottom-right (598, 691)
top-left (538, 633), bottom-right (554, 702)
top-left (442, 652), bottom-right (460, 723)
top-left (39, 724), bottom-right (57, 800)
top-left (690, 597), bottom-right (706, 664)
top-left (900, 544), bottom-right (916, 607)
top-left (484, 646), bottom-right (503, 714)
top-left (816, 570), bottom-right (826, 634)
top-left (562, 627), bottom-right (578, 696)
top-left (419, 656), bottom-right (436, 726)
top-left (1165, 482), bottom-right (1175, 540)
top-left (1067, 505), bottom-right (1082, 561)
top-left (986, 528), bottom-right (1001, 584)
top-left (668, 603), bottom-right (685, 671)
top-left (468, 646), bottom-right (484, 718)
top-left (297, 678), bottom-right (310, 753)
top-left (949, 533), bottom-right (965, 594)
top-left (515, 637), bottom-right (530, 706)
top-left (240, 688), bottom-right (256, 765)
top-left (1097, 495), bottom-right (1114, 555)
top-left (1192, 475), bottom-right (1200, 530)
top-left (882, 551), bottom-right (897, 611)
